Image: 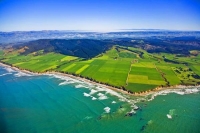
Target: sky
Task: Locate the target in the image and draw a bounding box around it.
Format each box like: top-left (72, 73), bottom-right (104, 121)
top-left (0, 0), bottom-right (200, 31)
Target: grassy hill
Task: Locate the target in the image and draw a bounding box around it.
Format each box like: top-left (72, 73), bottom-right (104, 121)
top-left (0, 39), bottom-right (200, 93)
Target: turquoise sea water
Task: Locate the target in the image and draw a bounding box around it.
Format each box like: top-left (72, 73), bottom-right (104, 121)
top-left (0, 66), bottom-right (200, 133)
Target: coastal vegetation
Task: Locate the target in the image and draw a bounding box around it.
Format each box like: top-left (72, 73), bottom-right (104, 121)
top-left (0, 38), bottom-right (200, 93)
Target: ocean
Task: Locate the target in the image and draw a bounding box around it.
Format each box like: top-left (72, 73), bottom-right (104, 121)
top-left (0, 66), bottom-right (200, 133)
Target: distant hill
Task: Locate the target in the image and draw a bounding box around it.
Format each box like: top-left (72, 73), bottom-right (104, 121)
top-left (11, 36), bottom-right (200, 59)
top-left (13, 39), bottom-right (113, 58)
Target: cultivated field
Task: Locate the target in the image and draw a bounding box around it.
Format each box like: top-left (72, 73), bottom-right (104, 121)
top-left (1, 46), bottom-right (200, 93)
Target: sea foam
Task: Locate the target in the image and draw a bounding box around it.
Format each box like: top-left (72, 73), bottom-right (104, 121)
top-left (4, 67), bottom-right (15, 73)
top-left (45, 72), bottom-right (200, 115)
top-left (97, 93), bottom-right (108, 100)
top-left (112, 101), bottom-right (116, 104)
top-left (167, 109), bottom-right (176, 119)
top-left (48, 73), bottom-right (140, 115)
top-left (167, 114), bottom-right (172, 119)
top-left (14, 72), bottom-right (32, 77)
top-left (75, 84), bottom-right (89, 88)
top-left (92, 97), bottom-right (97, 100)
top-left (0, 73), bottom-right (12, 77)
top-left (145, 87), bottom-right (200, 102)
top-left (48, 73), bottom-right (129, 103)
top-left (89, 89), bottom-right (98, 95)
top-left (104, 107), bottom-right (111, 113)
top-left (83, 92), bottom-right (90, 97)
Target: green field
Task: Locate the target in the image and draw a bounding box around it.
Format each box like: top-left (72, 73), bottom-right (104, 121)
top-left (1, 46), bottom-right (200, 93)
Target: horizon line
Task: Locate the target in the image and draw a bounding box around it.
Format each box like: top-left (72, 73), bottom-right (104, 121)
top-left (1, 29), bottom-right (200, 33)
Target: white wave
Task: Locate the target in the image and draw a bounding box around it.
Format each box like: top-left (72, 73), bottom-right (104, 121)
top-left (167, 114), bottom-right (172, 119)
top-left (4, 67), bottom-right (15, 73)
top-left (46, 72), bottom-right (200, 116)
top-left (47, 72), bottom-right (142, 114)
top-left (104, 107), bottom-right (111, 113)
top-left (96, 86), bottom-right (128, 101)
top-left (184, 88), bottom-right (199, 94)
top-left (59, 81), bottom-right (68, 86)
top-left (49, 74), bottom-right (74, 82)
top-left (112, 101), bottom-right (116, 104)
top-left (92, 97), bottom-right (97, 100)
top-left (97, 93), bottom-right (108, 100)
top-left (96, 86), bottom-right (105, 91)
top-left (48, 74), bottom-right (80, 84)
top-left (46, 73), bottom-right (131, 103)
top-left (89, 89), bottom-right (98, 95)
top-left (146, 87), bottom-right (200, 102)
top-left (97, 93), bottom-right (104, 97)
top-left (99, 95), bottom-right (108, 100)
top-left (75, 84), bottom-right (88, 88)
top-left (167, 109), bottom-right (176, 119)
top-left (83, 92), bottom-right (90, 97)
top-left (47, 73), bottom-right (200, 116)
top-left (48, 73), bottom-right (138, 115)
top-left (0, 73), bottom-right (12, 77)
top-left (14, 72), bottom-right (32, 77)
top-left (48, 74), bottom-right (94, 89)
